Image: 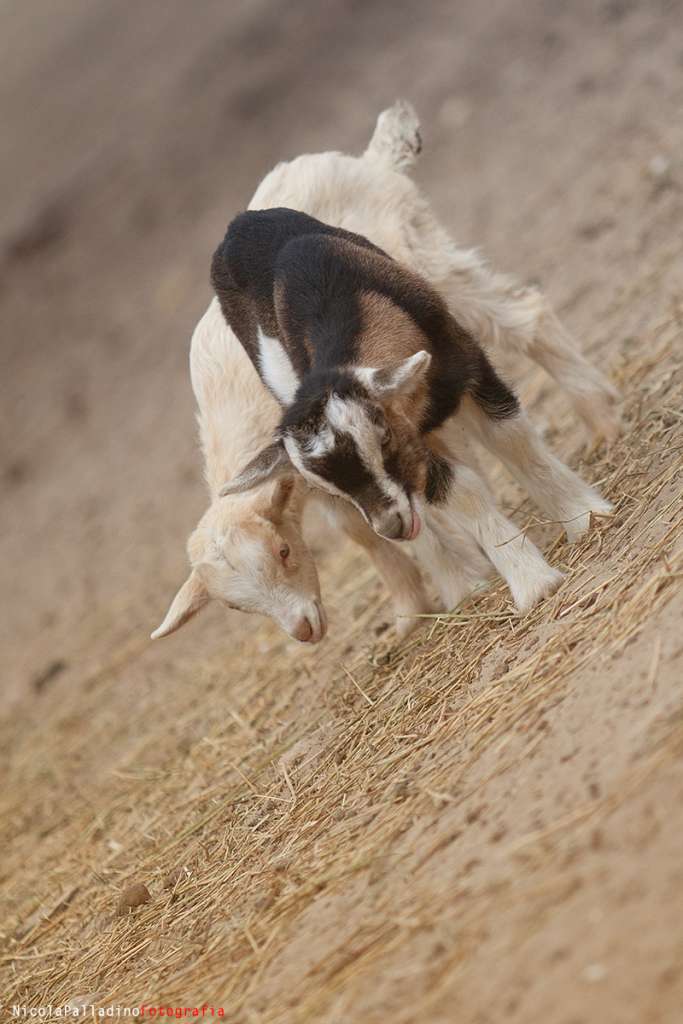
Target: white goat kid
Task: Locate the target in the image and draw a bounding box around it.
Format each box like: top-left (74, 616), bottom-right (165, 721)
top-left (152, 299), bottom-right (324, 643)
top-left (152, 298), bottom-right (431, 642)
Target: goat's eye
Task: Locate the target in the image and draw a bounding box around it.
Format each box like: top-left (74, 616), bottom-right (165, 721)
top-left (279, 543), bottom-right (290, 562)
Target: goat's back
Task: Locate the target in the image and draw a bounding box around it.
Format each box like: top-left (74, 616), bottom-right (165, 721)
top-left (190, 298), bottom-right (280, 489)
top-left (248, 152), bottom-right (423, 268)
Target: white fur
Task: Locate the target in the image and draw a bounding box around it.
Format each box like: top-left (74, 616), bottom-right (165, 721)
top-left (325, 394), bottom-right (411, 528)
top-left (355, 350), bottom-right (431, 397)
top-left (153, 299), bottom-right (325, 643)
top-left (305, 425), bottom-right (335, 458)
top-left (454, 400), bottom-right (613, 542)
top-left (257, 326), bottom-right (300, 406)
top-left (420, 459), bottom-right (564, 615)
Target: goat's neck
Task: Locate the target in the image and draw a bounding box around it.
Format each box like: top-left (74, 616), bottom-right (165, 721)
top-left (198, 387), bottom-right (278, 499)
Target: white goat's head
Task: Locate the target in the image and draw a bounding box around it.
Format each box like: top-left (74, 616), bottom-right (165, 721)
top-left (152, 480), bottom-right (325, 644)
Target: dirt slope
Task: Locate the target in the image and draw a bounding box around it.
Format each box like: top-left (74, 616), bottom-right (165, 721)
top-left (1, 1), bottom-right (682, 1020)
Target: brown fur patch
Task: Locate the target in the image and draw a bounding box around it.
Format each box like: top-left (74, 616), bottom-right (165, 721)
top-left (357, 290), bottom-right (432, 430)
top-left (274, 277), bottom-right (313, 363)
top-left (334, 234), bottom-right (447, 320)
top-left (357, 290), bottom-right (427, 366)
top-left (382, 404), bottom-right (429, 496)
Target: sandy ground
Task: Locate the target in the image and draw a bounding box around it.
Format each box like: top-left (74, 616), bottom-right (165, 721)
top-left (1, 0), bottom-right (682, 1019)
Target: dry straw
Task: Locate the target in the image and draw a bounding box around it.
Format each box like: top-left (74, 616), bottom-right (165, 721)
top-left (1, 314), bottom-right (681, 1020)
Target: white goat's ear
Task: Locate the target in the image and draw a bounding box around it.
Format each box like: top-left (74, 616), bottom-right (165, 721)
top-left (151, 570), bottom-right (209, 640)
top-left (268, 476), bottom-right (296, 521)
top-left (219, 440), bottom-right (292, 497)
top-left (358, 350), bottom-right (431, 399)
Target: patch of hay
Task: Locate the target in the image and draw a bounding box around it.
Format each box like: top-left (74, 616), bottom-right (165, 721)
top-left (1, 317), bottom-right (681, 1019)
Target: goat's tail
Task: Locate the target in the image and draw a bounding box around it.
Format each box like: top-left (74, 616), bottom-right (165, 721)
top-left (363, 100), bottom-right (422, 173)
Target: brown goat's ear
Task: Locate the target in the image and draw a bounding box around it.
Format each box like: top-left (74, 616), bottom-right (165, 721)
top-left (219, 440), bottom-right (292, 497)
top-left (358, 350), bottom-right (431, 399)
top-left (151, 570), bottom-right (209, 639)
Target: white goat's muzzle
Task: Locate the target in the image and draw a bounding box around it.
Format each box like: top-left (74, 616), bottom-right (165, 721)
top-left (278, 599), bottom-right (327, 644)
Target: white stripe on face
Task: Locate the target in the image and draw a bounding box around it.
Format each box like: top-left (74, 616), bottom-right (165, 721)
top-left (283, 434), bottom-right (355, 505)
top-left (304, 425), bottom-right (335, 458)
top-left (325, 395), bottom-right (407, 508)
top-left (257, 326), bottom-right (300, 406)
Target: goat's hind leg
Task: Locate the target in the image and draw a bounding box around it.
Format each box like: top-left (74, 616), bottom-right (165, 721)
top-left (459, 361), bottom-right (613, 542)
top-left (405, 202), bottom-right (620, 442)
top-left (481, 280), bottom-right (620, 444)
top-left (527, 298), bottom-right (620, 443)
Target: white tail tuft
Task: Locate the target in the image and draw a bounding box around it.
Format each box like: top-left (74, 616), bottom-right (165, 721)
top-left (363, 100), bottom-right (422, 172)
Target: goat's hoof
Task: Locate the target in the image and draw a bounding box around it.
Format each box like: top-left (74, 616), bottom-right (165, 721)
top-left (577, 389), bottom-right (621, 447)
top-left (395, 616), bottom-right (420, 641)
top-left (394, 597), bottom-right (440, 640)
top-left (587, 409), bottom-right (621, 448)
top-left (511, 566), bottom-right (564, 615)
top-left (564, 498), bottom-right (614, 543)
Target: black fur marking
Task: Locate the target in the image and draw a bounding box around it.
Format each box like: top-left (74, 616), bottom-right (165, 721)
top-left (425, 452), bottom-right (454, 505)
top-left (472, 353), bottom-right (520, 420)
top-left (275, 234), bottom-right (368, 369)
top-left (382, 446), bottom-right (412, 492)
top-left (280, 371), bottom-right (367, 434)
top-left (305, 431), bottom-right (391, 514)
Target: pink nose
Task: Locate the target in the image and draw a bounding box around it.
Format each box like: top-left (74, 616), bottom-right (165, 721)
top-left (292, 617), bottom-right (313, 642)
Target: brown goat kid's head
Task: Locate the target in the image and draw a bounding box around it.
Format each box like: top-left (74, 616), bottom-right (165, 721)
top-left (220, 350), bottom-right (432, 541)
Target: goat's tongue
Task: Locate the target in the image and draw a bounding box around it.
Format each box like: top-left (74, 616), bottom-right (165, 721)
top-left (408, 507), bottom-right (421, 540)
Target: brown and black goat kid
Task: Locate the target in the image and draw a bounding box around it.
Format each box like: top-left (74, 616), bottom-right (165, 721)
top-left (213, 207), bottom-right (610, 610)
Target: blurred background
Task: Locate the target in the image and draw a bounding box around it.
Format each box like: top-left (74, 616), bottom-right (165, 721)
top-left (1, 0), bottom-right (680, 706)
top-left (3, 1), bottom-right (683, 1015)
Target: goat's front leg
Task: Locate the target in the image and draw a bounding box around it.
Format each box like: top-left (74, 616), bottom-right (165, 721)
top-left (408, 430), bottom-right (493, 611)
top-left (432, 460), bottom-right (563, 614)
top-left (321, 497), bottom-right (436, 639)
top-left (409, 495), bottom-right (492, 612)
top-left (456, 396), bottom-right (613, 543)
